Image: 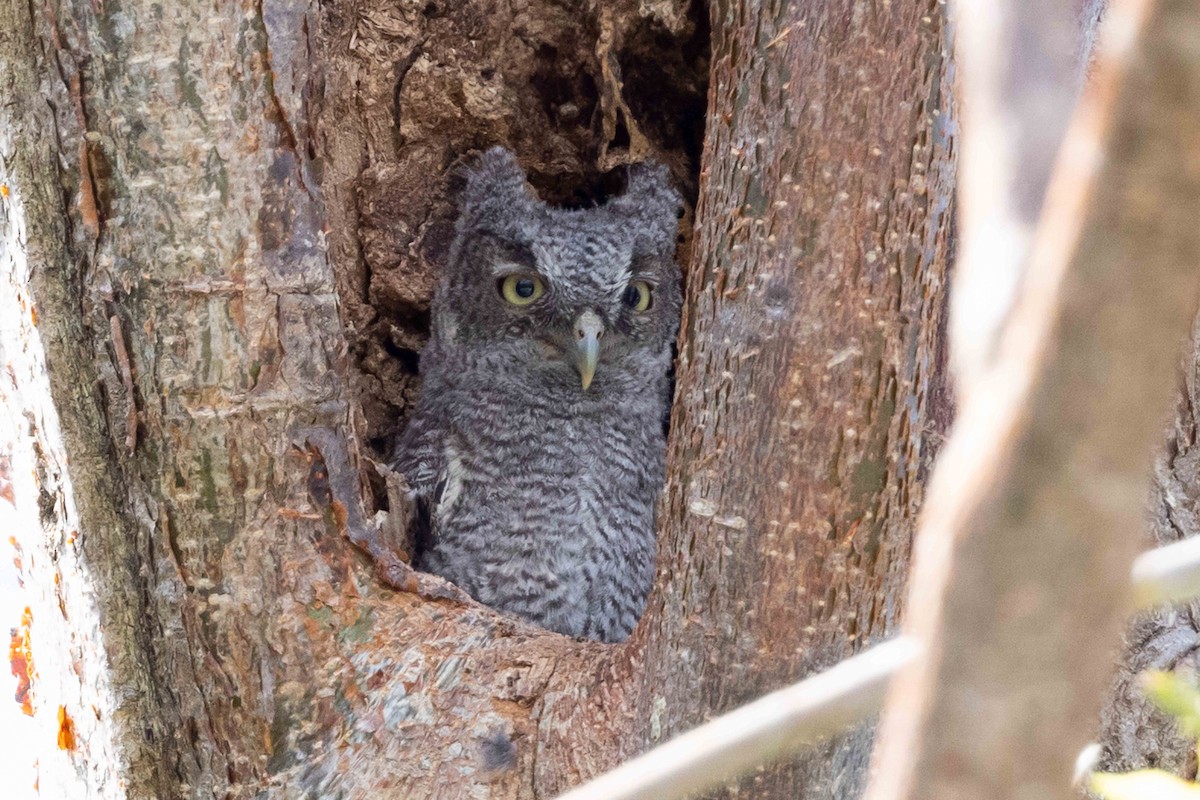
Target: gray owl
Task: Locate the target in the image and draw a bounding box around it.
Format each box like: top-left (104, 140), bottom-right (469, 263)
top-left (392, 148), bottom-right (682, 643)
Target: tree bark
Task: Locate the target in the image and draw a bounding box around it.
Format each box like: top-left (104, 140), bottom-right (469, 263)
top-left (629, 1), bottom-right (956, 796)
top-left (0, 1), bottom-right (953, 799)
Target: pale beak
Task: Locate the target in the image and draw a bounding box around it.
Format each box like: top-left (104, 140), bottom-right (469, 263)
top-left (574, 310), bottom-right (604, 390)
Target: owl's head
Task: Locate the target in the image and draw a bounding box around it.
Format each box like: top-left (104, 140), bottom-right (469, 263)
top-left (433, 148), bottom-right (683, 395)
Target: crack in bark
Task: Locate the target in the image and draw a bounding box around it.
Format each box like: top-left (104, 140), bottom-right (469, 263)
top-left (108, 314), bottom-right (137, 454)
top-left (391, 39), bottom-right (428, 156)
top-left (255, 0), bottom-right (313, 200)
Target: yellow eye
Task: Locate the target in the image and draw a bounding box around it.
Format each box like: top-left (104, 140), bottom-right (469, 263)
top-left (500, 274), bottom-right (546, 306)
top-left (622, 280), bottom-right (653, 313)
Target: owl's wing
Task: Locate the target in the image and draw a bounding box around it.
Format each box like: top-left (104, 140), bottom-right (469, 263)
top-left (391, 412), bottom-right (449, 555)
top-left (392, 412), bottom-right (443, 492)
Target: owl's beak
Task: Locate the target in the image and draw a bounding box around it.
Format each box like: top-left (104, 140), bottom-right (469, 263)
top-left (574, 311), bottom-right (604, 391)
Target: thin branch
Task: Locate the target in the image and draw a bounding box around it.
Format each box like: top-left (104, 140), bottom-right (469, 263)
top-left (1131, 536), bottom-right (1200, 608)
top-left (552, 638), bottom-right (921, 800)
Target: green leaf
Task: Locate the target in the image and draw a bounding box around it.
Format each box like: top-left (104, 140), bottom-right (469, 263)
top-left (1091, 770), bottom-right (1200, 800)
top-left (1143, 671), bottom-right (1200, 738)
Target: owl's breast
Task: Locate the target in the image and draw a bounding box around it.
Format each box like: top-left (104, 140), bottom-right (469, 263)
top-left (430, 401), bottom-right (654, 535)
top-left (417, 388), bottom-right (664, 639)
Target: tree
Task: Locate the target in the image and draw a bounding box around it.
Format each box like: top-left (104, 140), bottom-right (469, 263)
top-left (867, 0), bottom-right (1200, 797)
top-left (0, 0), bottom-right (953, 797)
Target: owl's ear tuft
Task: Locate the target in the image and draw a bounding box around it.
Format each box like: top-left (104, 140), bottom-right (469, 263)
top-left (610, 161), bottom-right (683, 256)
top-left (459, 147), bottom-right (533, 229)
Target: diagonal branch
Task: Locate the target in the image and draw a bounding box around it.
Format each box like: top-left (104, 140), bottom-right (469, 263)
top-left (553, 638), bottom-right (921, 800)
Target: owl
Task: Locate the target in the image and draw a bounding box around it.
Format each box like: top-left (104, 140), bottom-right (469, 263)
top-left (392, 148), bottom-right (682, 643)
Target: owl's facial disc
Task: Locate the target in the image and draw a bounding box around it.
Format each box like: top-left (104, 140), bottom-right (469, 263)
top-left (573, 310), bottom-right (604, 391)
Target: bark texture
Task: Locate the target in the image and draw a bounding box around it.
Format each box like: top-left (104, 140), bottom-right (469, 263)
top-left (629, 0), bottom-right (956, 795)
top-left (0, 0), bottom-right (953, 798)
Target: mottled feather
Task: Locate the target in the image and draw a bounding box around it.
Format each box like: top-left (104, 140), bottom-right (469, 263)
top-left (393, 148), bottom-right (682, 643)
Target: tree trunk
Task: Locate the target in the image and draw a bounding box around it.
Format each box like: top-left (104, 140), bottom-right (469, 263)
top-left (0, 1), bottom-right (953, 799)
top-left (1080, 0), bottom-right (1200, 784)
top-left (868, 0), bottom-right (1200, 796)
top-left (630, 1), bottom-right (956, 795)
top-left (1096, 320), bottom-right (1200, 782)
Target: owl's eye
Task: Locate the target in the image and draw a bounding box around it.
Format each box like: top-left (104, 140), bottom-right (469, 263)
top-left (622, 280), bottom-right (653, 313)
top-left (499, 274), bottom-right (546, 306)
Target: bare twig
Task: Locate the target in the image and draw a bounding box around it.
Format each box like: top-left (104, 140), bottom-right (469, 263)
top-left (949, 0), bottom-right (1080, 395)
top-left (553, 638), bottom-right (920, 800)
top-left (1131, 537), bottom-right (1200, 608)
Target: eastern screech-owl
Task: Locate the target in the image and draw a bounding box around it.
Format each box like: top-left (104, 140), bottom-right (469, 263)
top-left (392, 148), bottom-right (682, 643)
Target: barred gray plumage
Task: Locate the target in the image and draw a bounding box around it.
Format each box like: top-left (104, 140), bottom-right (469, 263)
top-left (392, 148), bottom-right (681, 643)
